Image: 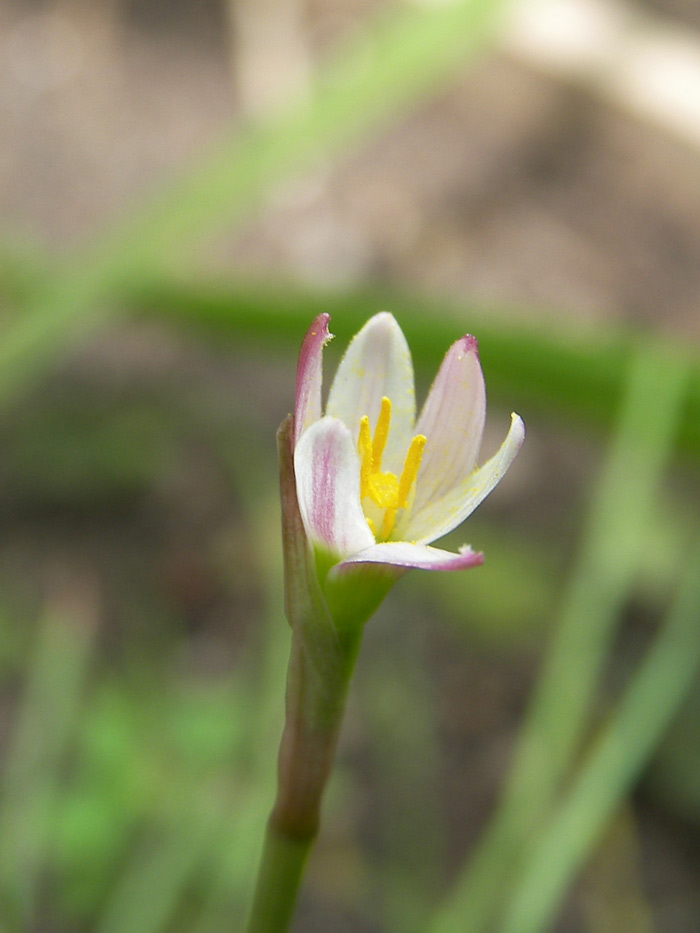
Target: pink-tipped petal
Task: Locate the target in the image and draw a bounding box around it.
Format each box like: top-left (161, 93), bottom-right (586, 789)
top-left (294, 416), bottom-right (375, 559)
top-left (405, 413), bottom-right (526, 545)
top-left (294, 313), bottom-right (333, 447)
top-left (412, 335), bottom-right (486, 514)
top-left (325, 312), bottom-right (415, 473)
top-left (331, 541), bottom-right (484, 574)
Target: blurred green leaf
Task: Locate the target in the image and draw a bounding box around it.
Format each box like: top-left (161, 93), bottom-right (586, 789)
top-left (502, 534), bottom-right (700, 933)
top-left (430, 341), bottom-right (690, 933)
top-left (0, 585), bottom-right (99, 930)
top-left (413, 522), bottom-right (559, 650)
top-left (130, 274), bottom-right (700, 459)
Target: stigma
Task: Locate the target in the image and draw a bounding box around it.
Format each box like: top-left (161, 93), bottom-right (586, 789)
top-left (358, 397), bottom-right (426, 540)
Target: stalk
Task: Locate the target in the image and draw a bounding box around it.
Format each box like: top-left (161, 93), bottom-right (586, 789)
top-left (245, 418), bottom-right (358, 932)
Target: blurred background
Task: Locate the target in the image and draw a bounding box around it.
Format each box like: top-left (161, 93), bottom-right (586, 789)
top-left (1, 0), bottom-right (700, 931)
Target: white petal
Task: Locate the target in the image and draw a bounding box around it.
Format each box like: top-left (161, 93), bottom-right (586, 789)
top-left (325, 312), bottom-right (415, 473)
top-left (294, 313), bottom-right (333, 446)
top-left (331, 541), bottom-right (483, 573)
top-left (404, 413), bottom-right (525, 544)
top-left (412, 335), bottom-right (486, 514)
top-left (294, 416), bottom-right (375, 559)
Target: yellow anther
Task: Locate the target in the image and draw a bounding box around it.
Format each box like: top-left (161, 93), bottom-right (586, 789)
top-left (358, 415), bottom-right (373, 499)
top-left (397, 434), bottom-right (426, 508)
top-left (357, 397), bottom-right (426, 542)
top-left (372, 397), bottom-right (392, 470)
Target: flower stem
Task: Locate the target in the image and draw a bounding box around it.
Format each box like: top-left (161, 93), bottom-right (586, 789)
top-left (245, 824), bottom-right (314, 933)
top-left (245, 417), bottom-right (356, 932)
top-left (245, 631), bottom-right (350, 933)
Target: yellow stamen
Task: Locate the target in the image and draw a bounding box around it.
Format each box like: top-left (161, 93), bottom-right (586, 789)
top-left (381, 507), bottom-right (397, 540)
top-left (357, 397), bottom-right (427, 542)
top-left (397, 434), bottom-right (427, 508)
top-left (372, 397), bottom-right (392, 470)
top-left (358, 415), bottom-right (373, 499)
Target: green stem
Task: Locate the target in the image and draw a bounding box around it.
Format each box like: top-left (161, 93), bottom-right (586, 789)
top-left (246, 826), bottom-right (314, 933)
top-left (245, 628), bottom-right (353, 933)
top-left (244, 418), bottom-right (359, 932)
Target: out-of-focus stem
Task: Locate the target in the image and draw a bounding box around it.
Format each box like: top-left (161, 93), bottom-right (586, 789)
top-left (502, 534), bottom-right (700, 933)
top-left (430, 342), bottom-right (689, 933)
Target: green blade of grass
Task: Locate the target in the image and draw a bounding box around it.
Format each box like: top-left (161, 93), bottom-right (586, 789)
top-left (0, 581), bottom-right (99, 930)
top-left (359, 608), bottom-right (446, 933)
top-left (184, 492), bottom-right (294, 933)
top-left (0, 0), bottom-right (505, 405)
top-left (5, 259), bottom-right (700, 459)
top-left (502, 534), bottom-right (700, 933)
top-left (128, 274), bottom-right (700, 458)
top-left (93, 456), bottom-right (287, 933)
top-left (95, 816), bottom-right (217, 933)
top-left (429, 341), bottom-right (690, 933)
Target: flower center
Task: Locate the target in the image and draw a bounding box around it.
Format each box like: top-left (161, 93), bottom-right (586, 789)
top-left (358, 396), bottom-right (426, 540)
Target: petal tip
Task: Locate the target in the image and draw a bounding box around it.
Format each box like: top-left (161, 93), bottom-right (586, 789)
top-left (312, 312), bottom-right (334, 343)
top-left (294, 314), bottom-right (335, 445)
top-left (510, 412), bottom-right (526, 447)
top-left (460, 544), bottom-right (485, 566)
top-left (366, 310), bottom-right (401, 337)
top-left (461, 334), bottom-right (480, 356)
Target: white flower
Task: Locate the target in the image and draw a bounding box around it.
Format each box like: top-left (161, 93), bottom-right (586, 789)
top-left (292, 312), bottom-right (525, 591)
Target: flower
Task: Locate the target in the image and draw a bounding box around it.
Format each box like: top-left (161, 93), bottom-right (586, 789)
top-left (290, 312), bottom-right (525, 626)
